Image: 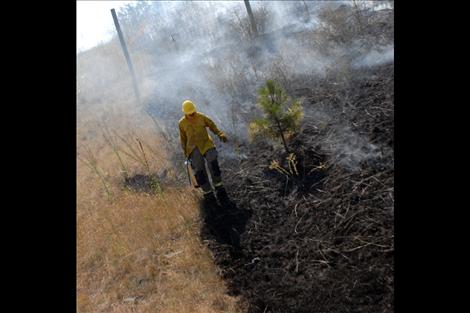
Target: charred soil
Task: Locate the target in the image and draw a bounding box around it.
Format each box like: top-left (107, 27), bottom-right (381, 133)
top-left (200, 64), bottom-right (394, 313)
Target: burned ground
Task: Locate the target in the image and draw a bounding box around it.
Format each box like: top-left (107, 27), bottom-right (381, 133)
top-left (122, 169), bottom-right (185, 194)
top-left (200, 64), bottom-right (394, 313)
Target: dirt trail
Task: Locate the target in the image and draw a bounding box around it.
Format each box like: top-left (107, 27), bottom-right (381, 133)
top-left (200, 64), bottom-right (394, 313)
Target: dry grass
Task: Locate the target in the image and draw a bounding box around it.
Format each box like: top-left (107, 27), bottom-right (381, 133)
top-left (77, 113), bottom-right (244, 313)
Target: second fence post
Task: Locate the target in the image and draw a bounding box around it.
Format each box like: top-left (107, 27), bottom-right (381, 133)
top-left (111, 8), bottom-right (141, 105)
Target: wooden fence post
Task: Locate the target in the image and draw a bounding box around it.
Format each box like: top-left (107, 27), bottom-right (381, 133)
top-left (111, 8), bottom-right (141, 105)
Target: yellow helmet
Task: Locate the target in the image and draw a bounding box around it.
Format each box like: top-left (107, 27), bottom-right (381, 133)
top-left (182, 100), bottom-right (196, 114)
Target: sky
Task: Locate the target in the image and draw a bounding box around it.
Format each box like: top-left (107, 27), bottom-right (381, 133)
top-left (77, 0), bottom-right (136, 53)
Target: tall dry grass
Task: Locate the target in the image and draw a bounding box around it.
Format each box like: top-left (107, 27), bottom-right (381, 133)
top-left (77, 112), bottom-right (244, 313)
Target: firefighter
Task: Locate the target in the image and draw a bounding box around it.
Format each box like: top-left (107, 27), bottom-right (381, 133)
top-left (179, 100), bottom-right (229, 202)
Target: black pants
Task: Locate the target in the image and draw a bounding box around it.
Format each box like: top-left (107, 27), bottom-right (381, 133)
top-left (189, 148), bottom-right (222, 193)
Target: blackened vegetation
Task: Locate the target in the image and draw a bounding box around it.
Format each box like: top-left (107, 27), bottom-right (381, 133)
top-left (201, 64), bottom-right (394, 313)
top-left (122, 170), bottom-right (183, 194)
top-left (122, 174), bottom-right (156, 193)
top-left (200, 192), bottom-right (250, 254)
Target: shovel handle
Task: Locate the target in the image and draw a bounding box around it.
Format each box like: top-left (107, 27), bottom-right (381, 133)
top-left (185, 159), bottom-right (192, 187)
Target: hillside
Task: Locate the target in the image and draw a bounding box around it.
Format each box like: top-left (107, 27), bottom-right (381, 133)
top-left (77, 2), bottom-right (394, 312)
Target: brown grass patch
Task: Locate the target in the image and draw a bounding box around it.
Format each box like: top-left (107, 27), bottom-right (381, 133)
top-left (77, 114), bottom-right (244, 313)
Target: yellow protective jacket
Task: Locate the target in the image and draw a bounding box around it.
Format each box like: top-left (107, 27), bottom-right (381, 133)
top-left (178, 112), bottom-right (225, 157)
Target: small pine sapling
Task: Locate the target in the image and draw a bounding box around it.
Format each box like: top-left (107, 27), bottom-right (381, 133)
top-left (249, 79), bottom-right (303, 153)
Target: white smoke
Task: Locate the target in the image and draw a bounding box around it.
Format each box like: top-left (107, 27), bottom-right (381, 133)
top-left (77, 0), bottom-right (393, 159)
top-left (353, 44), bottom-right (394, 68)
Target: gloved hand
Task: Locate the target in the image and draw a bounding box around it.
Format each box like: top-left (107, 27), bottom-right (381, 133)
top-left (219, 134), bottom-right (228, 143)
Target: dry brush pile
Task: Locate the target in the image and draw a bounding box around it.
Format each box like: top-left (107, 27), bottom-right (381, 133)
top-left (202, 63), bottom-right (394, 313)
